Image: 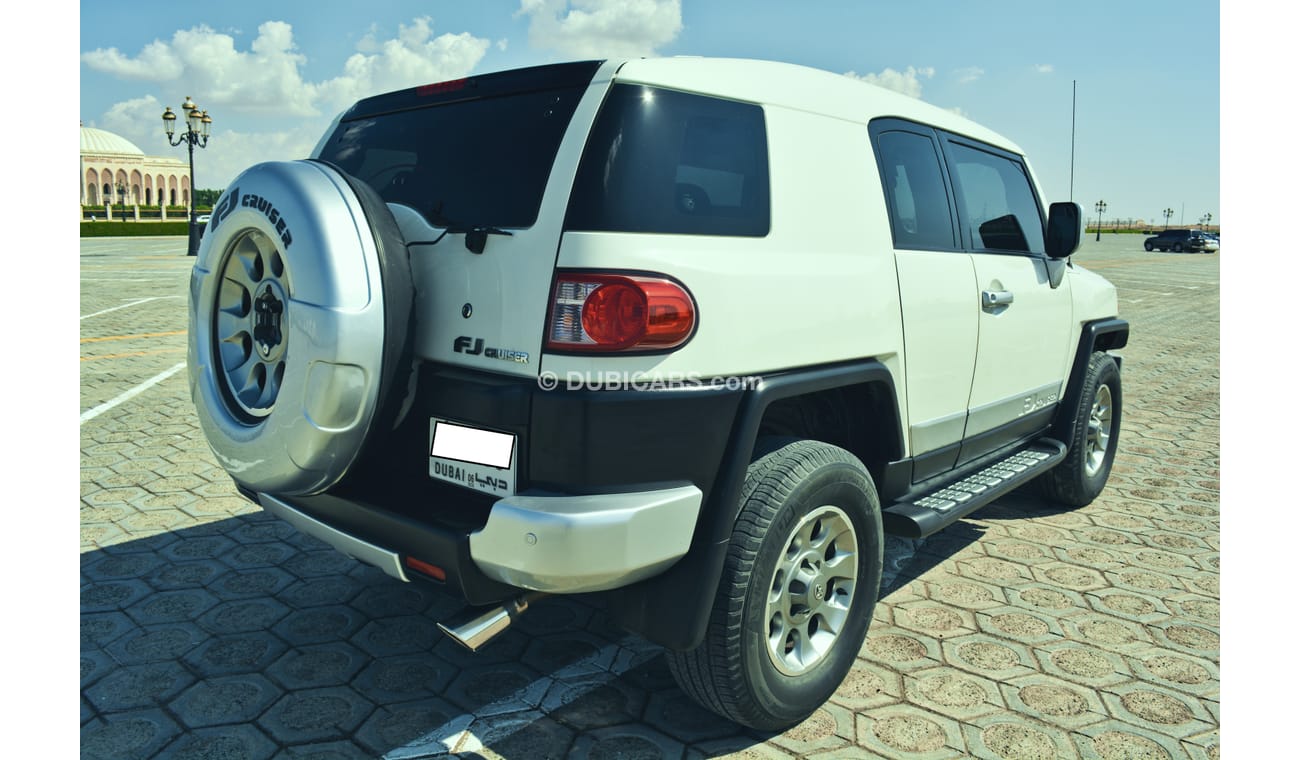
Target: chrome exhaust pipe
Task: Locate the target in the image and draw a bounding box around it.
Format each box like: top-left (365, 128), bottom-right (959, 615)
top-left (437, 591), bottom-right (547, 652)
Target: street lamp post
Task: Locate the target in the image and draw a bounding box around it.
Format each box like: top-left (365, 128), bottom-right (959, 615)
top-left (115, 181), bottom-right (126, 222)
top-left (162, 97), bottom-right (213, 256)
top-left (1094, 200), bottom-right (1107, 242)
top-left (1163, 208), bottom-right (1174, 230)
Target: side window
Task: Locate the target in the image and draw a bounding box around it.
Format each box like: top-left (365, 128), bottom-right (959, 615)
top-left (946, 142), bottom-right (1045, 254)
top-left (874, 130), bottom-right (955, 249)
top-left (565, 84), bottom-right (769, 236)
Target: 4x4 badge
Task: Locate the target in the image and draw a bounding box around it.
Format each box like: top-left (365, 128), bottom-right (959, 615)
top-left (453, 336), bottom-right (529, 364)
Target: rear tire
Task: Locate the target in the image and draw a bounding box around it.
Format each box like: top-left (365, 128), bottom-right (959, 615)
top-left (666, 439), bottom-right (883, 730)
top-left (1039, 352), bottom-right (1122, 507)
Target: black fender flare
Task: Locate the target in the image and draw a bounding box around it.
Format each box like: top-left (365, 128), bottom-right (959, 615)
top-left (1050, 318), bottom-right (1129, 447)
top-left (605, 359), bottom-right (903, 651)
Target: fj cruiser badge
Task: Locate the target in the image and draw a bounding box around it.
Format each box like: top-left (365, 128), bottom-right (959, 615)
top-left (208, 186), bottom-right (239, 233)
top-left (453, 336), bottom-right (530, 364)
top-left (241, 192), bottom-right (295, 249)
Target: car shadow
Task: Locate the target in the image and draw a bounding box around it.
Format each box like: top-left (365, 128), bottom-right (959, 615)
top-left (81, 509), bottom-right (768, 757)
top-left (82, 492), bottom-right (1023, 758)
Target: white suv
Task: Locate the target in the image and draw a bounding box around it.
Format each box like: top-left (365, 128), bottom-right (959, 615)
top-left (187, 57), bottom-right (1127, 730)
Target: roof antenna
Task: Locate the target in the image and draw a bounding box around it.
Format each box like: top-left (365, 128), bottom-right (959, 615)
top-left (1069, 80), bottom-right (1076, 202)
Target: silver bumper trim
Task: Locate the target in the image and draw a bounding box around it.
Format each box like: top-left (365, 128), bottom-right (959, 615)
top-left (257, 493), bottom-right (409, 582)
top-left (469, 484), bottom-right (703, 593)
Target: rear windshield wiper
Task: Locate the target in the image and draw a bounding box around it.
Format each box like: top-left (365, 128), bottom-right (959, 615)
top-left (416, 201), bottom-right (514, 254)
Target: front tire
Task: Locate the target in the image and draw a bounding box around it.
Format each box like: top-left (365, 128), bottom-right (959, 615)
top-left (666, 440), bottom-right (883, 730)
top-left (1144, 242), bottom-right (1154, 251)
top-left (1173, 242), bottom-right (1184, 252)
top-left (1039, 352), bottom-right (1122, 507)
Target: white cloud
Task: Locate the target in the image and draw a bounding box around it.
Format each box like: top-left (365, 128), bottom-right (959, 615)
top-left (315, 17), bottom-right (489, 110)
top-left (954, 66), bottom-right (984, 84)
top-left (843, 66), bottom-right (936, 99)
top-left (98, 95), bottom-right (164, 147)
top-left (1034, 63), bottom-right (1054, 74)
top-left (81, 17), bottom-right (490, 118)
top-left (83, 22), bottom-right (316, 115)
top-left (517, 0), bottom-right (682, 58)
top-left (84, 17), bottom-right (493, 188)
top-left (81, 40), bottom-right (180, 81)
top-left (201, 125), bottom-right (328, 192)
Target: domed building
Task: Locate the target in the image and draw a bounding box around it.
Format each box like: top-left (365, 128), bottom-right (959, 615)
top-left (80, 125), bottom-right (190, 209)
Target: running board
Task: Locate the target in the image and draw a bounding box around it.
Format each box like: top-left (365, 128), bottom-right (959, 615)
top-left (883, 438), bottom-right (1067, 538)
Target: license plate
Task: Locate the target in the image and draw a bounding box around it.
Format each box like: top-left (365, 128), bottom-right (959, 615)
top-left (428, 419), bottom-right (517, 496)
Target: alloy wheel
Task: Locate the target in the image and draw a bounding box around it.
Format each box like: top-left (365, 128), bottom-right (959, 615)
top-left (213, 229), bottom-right (290, 421)
top-left (764, 505), bottom-right (859, 676)
top-left (1083, 384), bottom-right (1114, 477)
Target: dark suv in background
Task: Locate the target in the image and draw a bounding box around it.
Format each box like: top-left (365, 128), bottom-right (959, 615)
top-left (1144, 229), bottom-right (1218, 253)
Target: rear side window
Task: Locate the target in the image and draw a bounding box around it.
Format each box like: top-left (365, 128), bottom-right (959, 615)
top-left (874, 130), bottom-right (956, 249)
top-left (566, 84), bottom-right (770, 236)
top-left (946, 142), bottom-right (1045, 254)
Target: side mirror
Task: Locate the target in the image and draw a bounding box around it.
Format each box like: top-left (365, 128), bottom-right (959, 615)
top-left (1046, 202), bottom-right (1083, 259)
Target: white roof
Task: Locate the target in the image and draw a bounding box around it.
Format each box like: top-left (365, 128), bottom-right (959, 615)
top-left (613, 57), bottom-right (1024, 156)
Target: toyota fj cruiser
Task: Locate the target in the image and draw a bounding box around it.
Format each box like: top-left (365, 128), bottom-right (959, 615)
top-left (188, 57), bottom-right (1127, 730)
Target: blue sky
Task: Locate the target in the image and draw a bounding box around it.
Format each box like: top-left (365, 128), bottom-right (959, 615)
top-left (79, 0), bottom-right (1220, 226)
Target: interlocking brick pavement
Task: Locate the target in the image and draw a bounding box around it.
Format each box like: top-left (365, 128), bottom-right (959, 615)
top-left (80, 235), bottom-right (1219, 758)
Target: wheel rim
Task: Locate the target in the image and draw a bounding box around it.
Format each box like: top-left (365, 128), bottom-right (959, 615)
top-left (1084, 384), bottom-right (1114, 477)
top-left (213, 229), bottom-right (290, 421)
top-left (764, 504), bottom-right (859, 676)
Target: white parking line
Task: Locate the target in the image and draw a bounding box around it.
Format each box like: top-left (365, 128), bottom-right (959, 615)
top-left (384, 636), bottom-right (651, 759)
top-left (80, 296), bottom-right (183, 321)
top-left (80, 363), bottom-right (185, 425)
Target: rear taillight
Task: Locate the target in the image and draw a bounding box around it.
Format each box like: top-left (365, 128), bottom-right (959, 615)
top-left (546, 273), bottom-right (696, 352)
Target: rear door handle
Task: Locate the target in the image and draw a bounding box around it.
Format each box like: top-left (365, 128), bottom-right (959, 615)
top-left (982, 290), bottom-right (1014, 310)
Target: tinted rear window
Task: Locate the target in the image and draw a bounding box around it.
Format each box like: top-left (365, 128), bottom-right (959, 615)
top-left (317, 80), bottom-right (588, 229)
top-left (875, 130), bottom-right (956, 249)
top-left (565, 84), bottom-right (770, 236)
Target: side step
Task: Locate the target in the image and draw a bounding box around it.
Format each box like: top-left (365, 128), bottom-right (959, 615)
top-left (883, 438), bottom-right (1067, 538)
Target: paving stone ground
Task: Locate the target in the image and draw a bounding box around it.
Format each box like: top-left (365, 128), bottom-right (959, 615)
top-left (80, 234), bottom-right (1220, 759)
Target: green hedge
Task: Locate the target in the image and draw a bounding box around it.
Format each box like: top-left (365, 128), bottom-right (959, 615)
top-left (81, 221), bottom-right (191, 237)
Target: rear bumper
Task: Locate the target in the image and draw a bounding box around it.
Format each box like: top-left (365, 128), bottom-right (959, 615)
top-left (250, 482), bottom-right (703, 598)
top-left (471, 485), bottom-right (702, 592)
top-left (258, 492), bottom-right (409, 582)
top-left (237, 363), bottom-right (732, 603)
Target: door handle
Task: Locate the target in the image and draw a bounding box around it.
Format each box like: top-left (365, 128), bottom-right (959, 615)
top-left (982, 290), bottom-right (1014, 310)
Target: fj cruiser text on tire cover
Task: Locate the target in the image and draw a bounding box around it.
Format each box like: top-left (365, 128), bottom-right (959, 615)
top-left (187, 57), bottom-right (1128, 729)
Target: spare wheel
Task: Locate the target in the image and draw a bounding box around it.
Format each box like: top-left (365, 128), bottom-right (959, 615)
top-left (187, 160), bottom-right (415, 496)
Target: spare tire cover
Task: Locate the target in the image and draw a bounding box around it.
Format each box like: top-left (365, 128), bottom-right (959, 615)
top-left (187, 160), bottom-right (414, 496)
